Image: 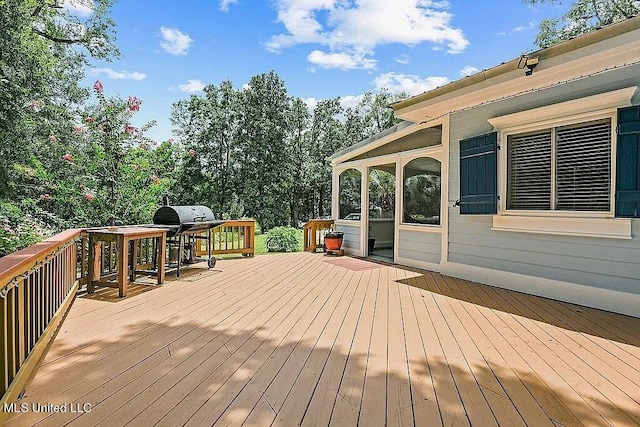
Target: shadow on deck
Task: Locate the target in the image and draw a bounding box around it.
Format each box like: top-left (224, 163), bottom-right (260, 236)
top-left (5, 253), bottom-right (640, 426)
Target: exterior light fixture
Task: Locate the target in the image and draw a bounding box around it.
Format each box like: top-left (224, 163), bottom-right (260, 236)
top-left (517, 55), bottom-right (539, 76)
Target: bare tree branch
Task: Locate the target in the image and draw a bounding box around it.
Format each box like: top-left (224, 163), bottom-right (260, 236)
top-left (32, 28), bottom-right (85, 45)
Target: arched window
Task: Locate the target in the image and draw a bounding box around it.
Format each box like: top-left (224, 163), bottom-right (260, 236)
top-left (403, 158), bottom-right (441, 225)
top-left (339, 169), bottom-right (362, 220)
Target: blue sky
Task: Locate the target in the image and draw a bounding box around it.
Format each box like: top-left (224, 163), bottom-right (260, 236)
top-left (76, 0), bottom-right (569, 142)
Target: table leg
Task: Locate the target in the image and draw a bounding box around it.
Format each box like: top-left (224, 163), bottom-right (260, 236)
top-left (157, 234), bottom-right (166, 285)
top-left (208, 229), bottom-right (212, 268)
top-left (118, 235), bottom-right (128, 297)
top-left (176, 234), bottom-right (182, 278)
top-left (88, 235), bottom-right (96, 294)
top-left (130, 239), bottom-right (138, 283)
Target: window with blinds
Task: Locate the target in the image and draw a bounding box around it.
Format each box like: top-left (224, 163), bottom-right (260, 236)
top-left (507, 131), bottom-right (552, 210)
top-left (507, 118), bottom-right (612, 212)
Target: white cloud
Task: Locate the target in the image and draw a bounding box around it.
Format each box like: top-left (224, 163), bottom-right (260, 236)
top-left (62, 0), bottom-right (94, 17)
top-left (303, 97), bottom-right (319, 111)
top-left (373, 72), bottom-right (448, 96)
top-left (395, 54), bottom-right (410, 65)
top-left (514, 21), bottom-right (536, 32)
top-left (159, 27), bottom-right (193, 55)
top-left (178, 79), bottom-right (206, 93)
top-left (220, 0), bottom-right (238, 11)
top-left (266, 0), bottom-right (469, 68)
top-left (339, 95), bottom-right (364, 110)
top-left (460, 65), bottom-right (479, 77)
top-left (90, 67), bottom-right (146, 81)
top-left (498, 21), bottom-right (536, 36)
top-left (302, 95), bottom-right (363, 114)
top-left (307, 50), bottom-right (377, 70)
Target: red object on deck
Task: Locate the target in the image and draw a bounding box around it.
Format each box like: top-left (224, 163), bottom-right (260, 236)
top-left (324, 232), bottom-right (344, 251)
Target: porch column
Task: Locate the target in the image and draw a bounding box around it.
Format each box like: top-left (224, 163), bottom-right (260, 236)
top-left (360, 165), bottom-right (369, 256)
top-left (331, 166), bottom-right (339, 219)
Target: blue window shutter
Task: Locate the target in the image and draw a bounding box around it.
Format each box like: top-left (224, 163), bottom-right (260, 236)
top-left (459, 132), bottom-right (498, 214)
top-left (616, 106), bottom-right (640, 218)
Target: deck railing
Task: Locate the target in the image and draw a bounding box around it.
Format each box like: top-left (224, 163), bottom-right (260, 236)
top-left (302, 219), bottom-right (334, 252)
top-left (0, 229), bottom-right (81, 423)
top-left (78, 220), bottom-right (256, 283)
top-left (0, 219), bottom-right (255, 418)
top-left (194, 220), bottom-right (255, 257)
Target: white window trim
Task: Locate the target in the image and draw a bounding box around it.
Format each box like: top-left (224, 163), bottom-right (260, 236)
top-left (335, 166), bottom-right (364, 222)
top-left (488, 87), bottom-right (635, 239)
top-left (399, 151), bottom-right (444, 229)
top-left (492, 215), bottom-right (632, 239)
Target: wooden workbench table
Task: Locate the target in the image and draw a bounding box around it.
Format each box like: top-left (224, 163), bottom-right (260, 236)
top-left (86, 226), bottom-right (168, 297)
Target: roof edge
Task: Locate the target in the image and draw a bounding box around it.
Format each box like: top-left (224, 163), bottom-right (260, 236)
top-left (390, 15), bottom-right (640, 112)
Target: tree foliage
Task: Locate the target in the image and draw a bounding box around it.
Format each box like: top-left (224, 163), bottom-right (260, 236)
top-left (525, 0), bottom-right (640, 48)
top-left (0, 1), bottom-right (405, 255)
top-left (170, 75), bottom-right (404, 231)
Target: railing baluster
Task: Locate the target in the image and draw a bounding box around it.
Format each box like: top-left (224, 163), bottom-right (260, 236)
top-left (1, 296), bottom-right (7, 392)
top-left (31, 271), bottom-right (37, 349)
top-left (7, 288), bottom-right (17, 382)
top-left (17, 279), bottom-right (25, 367)
top-left (0, 230), bottom-right (81, 416)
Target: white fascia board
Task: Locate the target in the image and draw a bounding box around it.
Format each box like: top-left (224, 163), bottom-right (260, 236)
top-left (331, 121), bottom-right (431, 166)
top-left (487, 86), bottom-right (636, 130)
top-left (395, 38), bottom-right (640, 123)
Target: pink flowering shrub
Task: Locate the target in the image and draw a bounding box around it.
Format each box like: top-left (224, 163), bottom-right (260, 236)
top-left (127, 96), bottom-right (142, 112)
top-left (67, 82), bottom-right (170, 226)
top-left (31, 100), bottom-right (43, 112)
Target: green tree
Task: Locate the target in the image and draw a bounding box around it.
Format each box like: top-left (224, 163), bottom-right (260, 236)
top-left (0, 0), bottom-right (122, 255)
top-left (356, 91), bottom-right (403, 137)
top-left (525, 0), bottom-right (640, 48)
top-left (284, 97), bottom-right (311, 226)
top-left (0, 0), bottom-right (119, 199)
top-left (307, 98), bottom-right (344, 218)
top-left (55, 82), bottom-right (172, 227)
top-left (236, 71), bottom-right (291, 229)
top-left (170, 81), bottom-right (243, 219)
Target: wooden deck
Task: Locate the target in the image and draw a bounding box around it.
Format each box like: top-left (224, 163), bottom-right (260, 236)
top-left (5, 252), bottom-right (640, 426)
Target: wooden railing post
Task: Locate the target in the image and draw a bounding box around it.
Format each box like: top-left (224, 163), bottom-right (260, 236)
top-left (302, 219), bottom-right (335, 252)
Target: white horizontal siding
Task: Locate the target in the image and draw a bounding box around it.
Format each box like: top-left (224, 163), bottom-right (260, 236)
top-left (448, 68), bottom-right (640, 296)
top-left (336, 224), bottom-right (361, 251)
top-left (397, 229), bottom-right (441, 264)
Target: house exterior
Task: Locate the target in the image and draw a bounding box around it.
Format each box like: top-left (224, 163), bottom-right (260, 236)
top-left (331, 16), bottom-right (640, 318)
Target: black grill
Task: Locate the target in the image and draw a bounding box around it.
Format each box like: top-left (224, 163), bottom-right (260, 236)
top-left (151, 202), bottom-right (225, 276)
top-left (152, 205), bottom-right (221, 236)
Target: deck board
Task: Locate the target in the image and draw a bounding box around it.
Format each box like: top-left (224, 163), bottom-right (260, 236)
top-left (5, 252), bottom-right (640, 426)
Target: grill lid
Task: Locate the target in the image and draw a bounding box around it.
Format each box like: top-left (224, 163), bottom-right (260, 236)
top-left (153, 205), bottom-right (216, 225)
